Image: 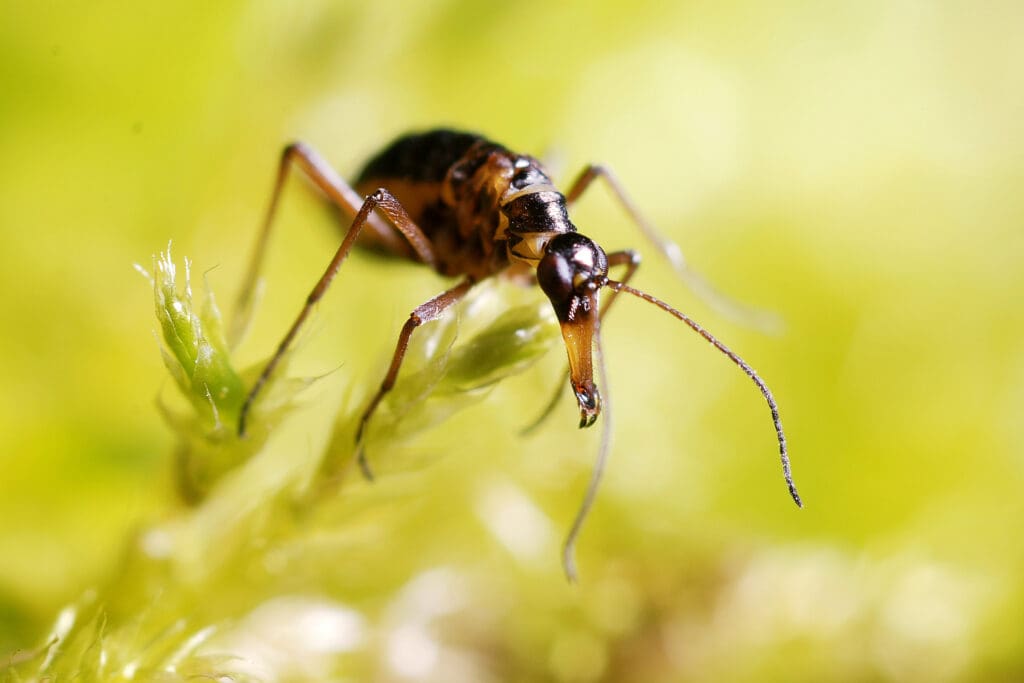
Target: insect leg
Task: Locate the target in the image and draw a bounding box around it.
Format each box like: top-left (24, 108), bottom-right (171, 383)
top-left (354, 277), bottom-right (475, 479)
top-left (598, 249), bottom-right (641, 318)
top-left (564, 164), bottom-right (782, 333)
top-left (237, 182), bottom-right (437, 437)
top-left (232, 143), bottom-right (367, 347)
top-left (520, 249), bottom-right (641, 436)
top-left (231, 143), bottom-right (436, 346)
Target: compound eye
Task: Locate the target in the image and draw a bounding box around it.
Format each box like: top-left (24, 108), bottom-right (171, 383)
top-left (537, 250), bottom-right (573, 303)
top-left (571, 248), bottom-right (598, 291)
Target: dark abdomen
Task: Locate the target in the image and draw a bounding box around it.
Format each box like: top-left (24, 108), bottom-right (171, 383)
top-left (357, 130), bottom-right (483, 185)
top-left (352, 130), bottom-right (480, 261)
top-left (352, 130), bottom-right (510, 280)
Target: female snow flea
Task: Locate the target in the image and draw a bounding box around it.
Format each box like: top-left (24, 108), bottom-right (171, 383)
top-left (233, 129), bottom-right (802, 580)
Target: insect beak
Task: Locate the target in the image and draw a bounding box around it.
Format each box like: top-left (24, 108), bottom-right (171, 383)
top-left (556, 291), bottom-right (602, 428)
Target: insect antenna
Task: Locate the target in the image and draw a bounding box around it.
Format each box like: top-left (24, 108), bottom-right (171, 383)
top-left (562, 320), bottom-right (613, 583)
top-left (605, 280), bottom-right (803, 508)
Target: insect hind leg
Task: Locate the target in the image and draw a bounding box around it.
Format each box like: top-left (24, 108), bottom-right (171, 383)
top-left (236, 170), bottom-right (437, 437)
top-left (231, 142), bottom-right (377, 347)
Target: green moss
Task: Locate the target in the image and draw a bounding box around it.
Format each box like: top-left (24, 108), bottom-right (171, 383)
top-left (6, 251), bottom-right (558, 682)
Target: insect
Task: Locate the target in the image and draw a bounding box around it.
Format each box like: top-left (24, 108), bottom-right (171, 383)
top-left (233, 129), bottom-right (802, 580)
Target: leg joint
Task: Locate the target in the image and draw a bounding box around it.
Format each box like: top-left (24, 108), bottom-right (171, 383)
top-left (282, 141), bottom-right (311, 163)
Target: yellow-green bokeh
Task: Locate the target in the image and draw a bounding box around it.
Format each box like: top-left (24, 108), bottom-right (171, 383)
top-left (2, 1), bottom-right (1022, 680)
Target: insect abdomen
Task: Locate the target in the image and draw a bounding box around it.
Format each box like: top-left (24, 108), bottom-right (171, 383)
top-left (356, 130), bottom-right (485, 184)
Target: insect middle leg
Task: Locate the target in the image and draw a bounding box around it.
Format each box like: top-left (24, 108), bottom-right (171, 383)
top-left (354, 277), bottom-right (475, 480)
top-left (236, 144), bottom-right (438, 436)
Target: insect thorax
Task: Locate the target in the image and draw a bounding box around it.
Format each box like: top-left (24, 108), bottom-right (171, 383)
top-left (355, 130), bottom-right (577, 279)
top-left (442, 142), bottom-right (576, 273)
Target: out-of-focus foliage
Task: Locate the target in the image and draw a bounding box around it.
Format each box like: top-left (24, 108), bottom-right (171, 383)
top-left (2, 251), bottom-right (559, 682)
top-left (2, 2), bottom-right (1023, 681)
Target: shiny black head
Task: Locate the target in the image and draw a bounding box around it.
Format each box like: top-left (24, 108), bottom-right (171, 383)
top-left (537, 233), bottom-right (609, 314)
top-left (537, 233), bottom-right (609, 427)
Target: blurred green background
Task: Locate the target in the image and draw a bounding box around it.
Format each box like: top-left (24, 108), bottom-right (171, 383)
top-left (2, 1), bottom-right (1023, 681)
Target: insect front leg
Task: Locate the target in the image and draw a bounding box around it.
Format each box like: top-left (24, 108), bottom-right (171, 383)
top-left (565, 164), bottom-right (782, 333)
top-left (236, 184), bottom-right (437, 437)
top-left (354, 278), bottom-right (475, 480)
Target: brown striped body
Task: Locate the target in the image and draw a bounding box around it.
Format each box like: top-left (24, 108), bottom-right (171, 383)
top-left (354, 130), bottom-right (577, 282)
